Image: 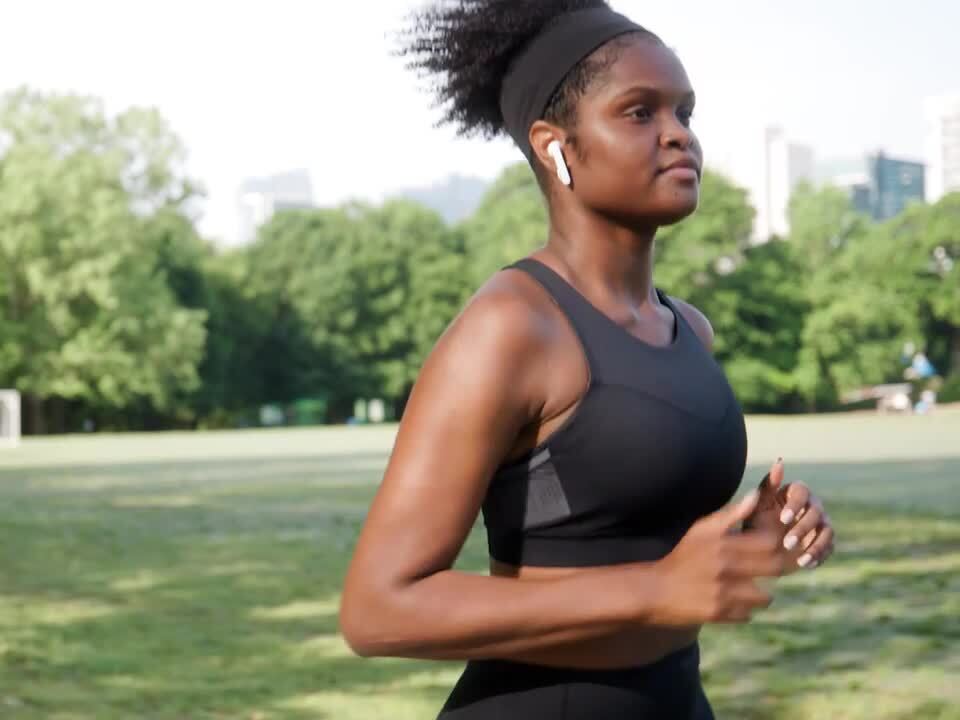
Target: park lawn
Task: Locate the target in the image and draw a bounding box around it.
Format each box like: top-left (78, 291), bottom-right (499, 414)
top-left (0, 410), bottom-right (958, 719)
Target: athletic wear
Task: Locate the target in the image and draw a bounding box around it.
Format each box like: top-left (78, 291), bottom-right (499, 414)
top-left (440, 258), bottom-right (747, 718)
top-left (482, 258), bottom-right (748, 567)
top-left (440, 643), bottom-right (714, 719)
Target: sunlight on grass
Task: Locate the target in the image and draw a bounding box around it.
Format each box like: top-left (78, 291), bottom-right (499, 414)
top-left (250, 597), bottom-right (340, 621)
top-left (287, 633), bottom-right (350, 659)
top-left (96, 675), bottom-right (162, 691)
top-left (0, 596), bottom-right (118, 627)
top-left (274, 666), bottom-right (463, 720)
top-left (276, 690), bottom-right (444, 720)
top-left (109, 570), bottom-right (170, 592)
top-left (112, 494), bottom-right (201, 508)
top-left (200, 561), bottom-right (281, 577)
top-left (785, 665), bottom-right (956, 720)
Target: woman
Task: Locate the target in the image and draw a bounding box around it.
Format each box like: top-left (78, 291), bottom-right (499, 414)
top-left (340, 2), bottom-right (836, 717)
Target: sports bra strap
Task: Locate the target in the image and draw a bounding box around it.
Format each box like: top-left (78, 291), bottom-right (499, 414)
top-left (507, 257), bottom-right (602, 376)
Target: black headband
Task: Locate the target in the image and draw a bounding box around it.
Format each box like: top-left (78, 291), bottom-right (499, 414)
top-left (499, 7), bottom-right (646, 161)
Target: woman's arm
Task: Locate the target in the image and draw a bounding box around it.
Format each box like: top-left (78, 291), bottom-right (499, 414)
top-left (338, 280), bottom-right (662, 659)
top-left (338, 280), bottom-right (783, 661)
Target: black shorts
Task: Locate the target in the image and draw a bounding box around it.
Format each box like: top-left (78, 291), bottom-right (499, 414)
top-left (438, 642), bottom-right (714, 719)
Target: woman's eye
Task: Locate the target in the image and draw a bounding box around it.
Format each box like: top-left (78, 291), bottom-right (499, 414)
top-left (678, 107), bottom-right (695, 126)
top-left (630, 107), bottom-right (653, 121)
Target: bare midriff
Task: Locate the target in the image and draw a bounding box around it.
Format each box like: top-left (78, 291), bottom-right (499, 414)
top-left (489, 559), bottom-right (701, 670)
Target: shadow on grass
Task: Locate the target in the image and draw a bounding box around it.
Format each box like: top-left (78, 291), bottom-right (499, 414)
top-left (0, 457), bottom-right (958, 718)
top-left (0, 452), bottom-right (390, 497)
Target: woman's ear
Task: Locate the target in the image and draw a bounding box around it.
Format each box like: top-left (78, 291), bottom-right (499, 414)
top-left (529, 121), bottom-right (572, 187)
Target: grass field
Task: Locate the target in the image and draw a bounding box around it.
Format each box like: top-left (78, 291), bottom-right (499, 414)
top-left (1, 408), bottom-right (958, 719)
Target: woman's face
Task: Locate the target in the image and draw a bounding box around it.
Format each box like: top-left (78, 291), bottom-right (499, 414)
top-left (565, 37), bottom-right (703, 228)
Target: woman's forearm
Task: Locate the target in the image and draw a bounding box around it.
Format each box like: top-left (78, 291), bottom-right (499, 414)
top-left (339, 563), bottom-right (666, 661)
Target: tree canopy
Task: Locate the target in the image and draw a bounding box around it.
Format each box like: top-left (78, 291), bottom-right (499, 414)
top-left (2, 89), bottom-right (958, 432)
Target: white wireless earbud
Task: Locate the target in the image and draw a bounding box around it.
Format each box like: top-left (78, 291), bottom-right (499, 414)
top-left (547, 140), bottom-right (572, 186)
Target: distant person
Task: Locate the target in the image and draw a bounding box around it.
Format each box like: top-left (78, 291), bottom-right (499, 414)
top-left (905, 351), bottom-right (936, 381)
top-left (340, 2), bottom-right (836, 718)
top-left (904, 350), bottom-right (939, 413)
top-left (915, 389), bottom-right (937, 415)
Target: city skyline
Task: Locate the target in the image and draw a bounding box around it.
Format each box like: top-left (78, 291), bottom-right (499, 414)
top-left (2, 0), bottom-right (958, 245)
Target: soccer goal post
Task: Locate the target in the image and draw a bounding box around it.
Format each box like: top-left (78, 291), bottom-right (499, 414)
top-left (0, 390), bottom-right (21, 448)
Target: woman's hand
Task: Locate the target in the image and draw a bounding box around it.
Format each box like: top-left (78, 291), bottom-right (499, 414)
top-left (651, 491), bottom-right (787, 626)
top-left (742, 459), bottom-right (836, 572)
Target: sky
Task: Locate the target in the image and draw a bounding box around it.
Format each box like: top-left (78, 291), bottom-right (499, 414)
top-left (2, 0), bottom-right (958, 245)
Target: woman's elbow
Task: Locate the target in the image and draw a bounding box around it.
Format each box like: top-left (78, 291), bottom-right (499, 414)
top-left (341, 628), bottom-right (379, 658)
top-left (338, 594), bottom-right (384, 657)
top-left (338, 585), bottom-right (414, 658)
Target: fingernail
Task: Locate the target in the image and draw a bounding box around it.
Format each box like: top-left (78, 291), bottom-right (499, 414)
top-left (784, 535), bottom-right (798, 550)
top-left (798, 554), bottom-right (813, 568)
top-left (780, 509), bottom-right (795, 525)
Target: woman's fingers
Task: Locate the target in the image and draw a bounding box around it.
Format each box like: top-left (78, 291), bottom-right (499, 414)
top-left (783, 503), bottom-right (822, 552)
top-left (798, 525), bottom-right (834, 569)
top-left (778, 482), bottom-right (810, 525)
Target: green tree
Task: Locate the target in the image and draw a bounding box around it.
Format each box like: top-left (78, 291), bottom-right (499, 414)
top-left (233, 209), bottom-right (353, 414)
top-left (788, 186), bottom-right (922, 410)
top-left (829, 194), bottom-right (960, 385)
top-left (0, 88), bottom-right (206, 433)
top-left (370, 201), bottom-right (469, 403)
top-left (787, 182), bottom-right (871, 272)
top-left (654, 169), bottom-right (755, 304)
top-left (243, 200), bottom-right (466, 418)
top-left (710, 239), bottom-right (810, 412)
top-left (794, 282), bottom-right (920, 409)
top-left (189, 250), bottom-right (318, 428)
top-left (884, 193), bottom-right (960, 376)
top-left (462, 163), bottom-right (547, 287)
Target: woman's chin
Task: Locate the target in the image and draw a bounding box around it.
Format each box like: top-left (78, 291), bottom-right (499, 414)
top-left (601, 193), bottom-right (700, 230)
top-left (650, 196), bottom-right (700, 226)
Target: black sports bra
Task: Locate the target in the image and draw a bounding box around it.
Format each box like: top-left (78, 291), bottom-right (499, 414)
top-left (481, 258), bottom-right (748, 567)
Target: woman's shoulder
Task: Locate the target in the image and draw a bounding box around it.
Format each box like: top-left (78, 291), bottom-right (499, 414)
top-left (454, 264), bottom-right (564, 351)
top-left (417, 266), bottom-right (561, 397)
top-left (410, 266), bottom-right (560, 429)
top-left (664, 294), bottom-right (715, 352)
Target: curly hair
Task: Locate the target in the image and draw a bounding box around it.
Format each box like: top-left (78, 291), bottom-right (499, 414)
top-left (397, 1), bottom-right (659, 142)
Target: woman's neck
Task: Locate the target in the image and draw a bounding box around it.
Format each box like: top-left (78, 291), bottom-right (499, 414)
top-left (544, 203), bottom-right (659, 308)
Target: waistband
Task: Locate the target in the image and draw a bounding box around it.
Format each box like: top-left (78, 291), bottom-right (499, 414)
top-left (465, 641), bottom-right (700, 686)
top-left (487, 531), bottom-right (682, 567)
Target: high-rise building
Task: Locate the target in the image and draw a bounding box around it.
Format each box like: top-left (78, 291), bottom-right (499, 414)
top-left (713, 126), bottom-right (815, 244)
top-left (832, 171), bottom-right (873, 216)
top-left (761, 127), bottom-right (815, 242)
top-left (827, 153), bottom-right (925, 221)
top-left (869, 152), bottom-right (925, 221)
top-left (235, 169), bottom-right (315, 246)
top-left (924, 94), bottom-right (960, 203)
